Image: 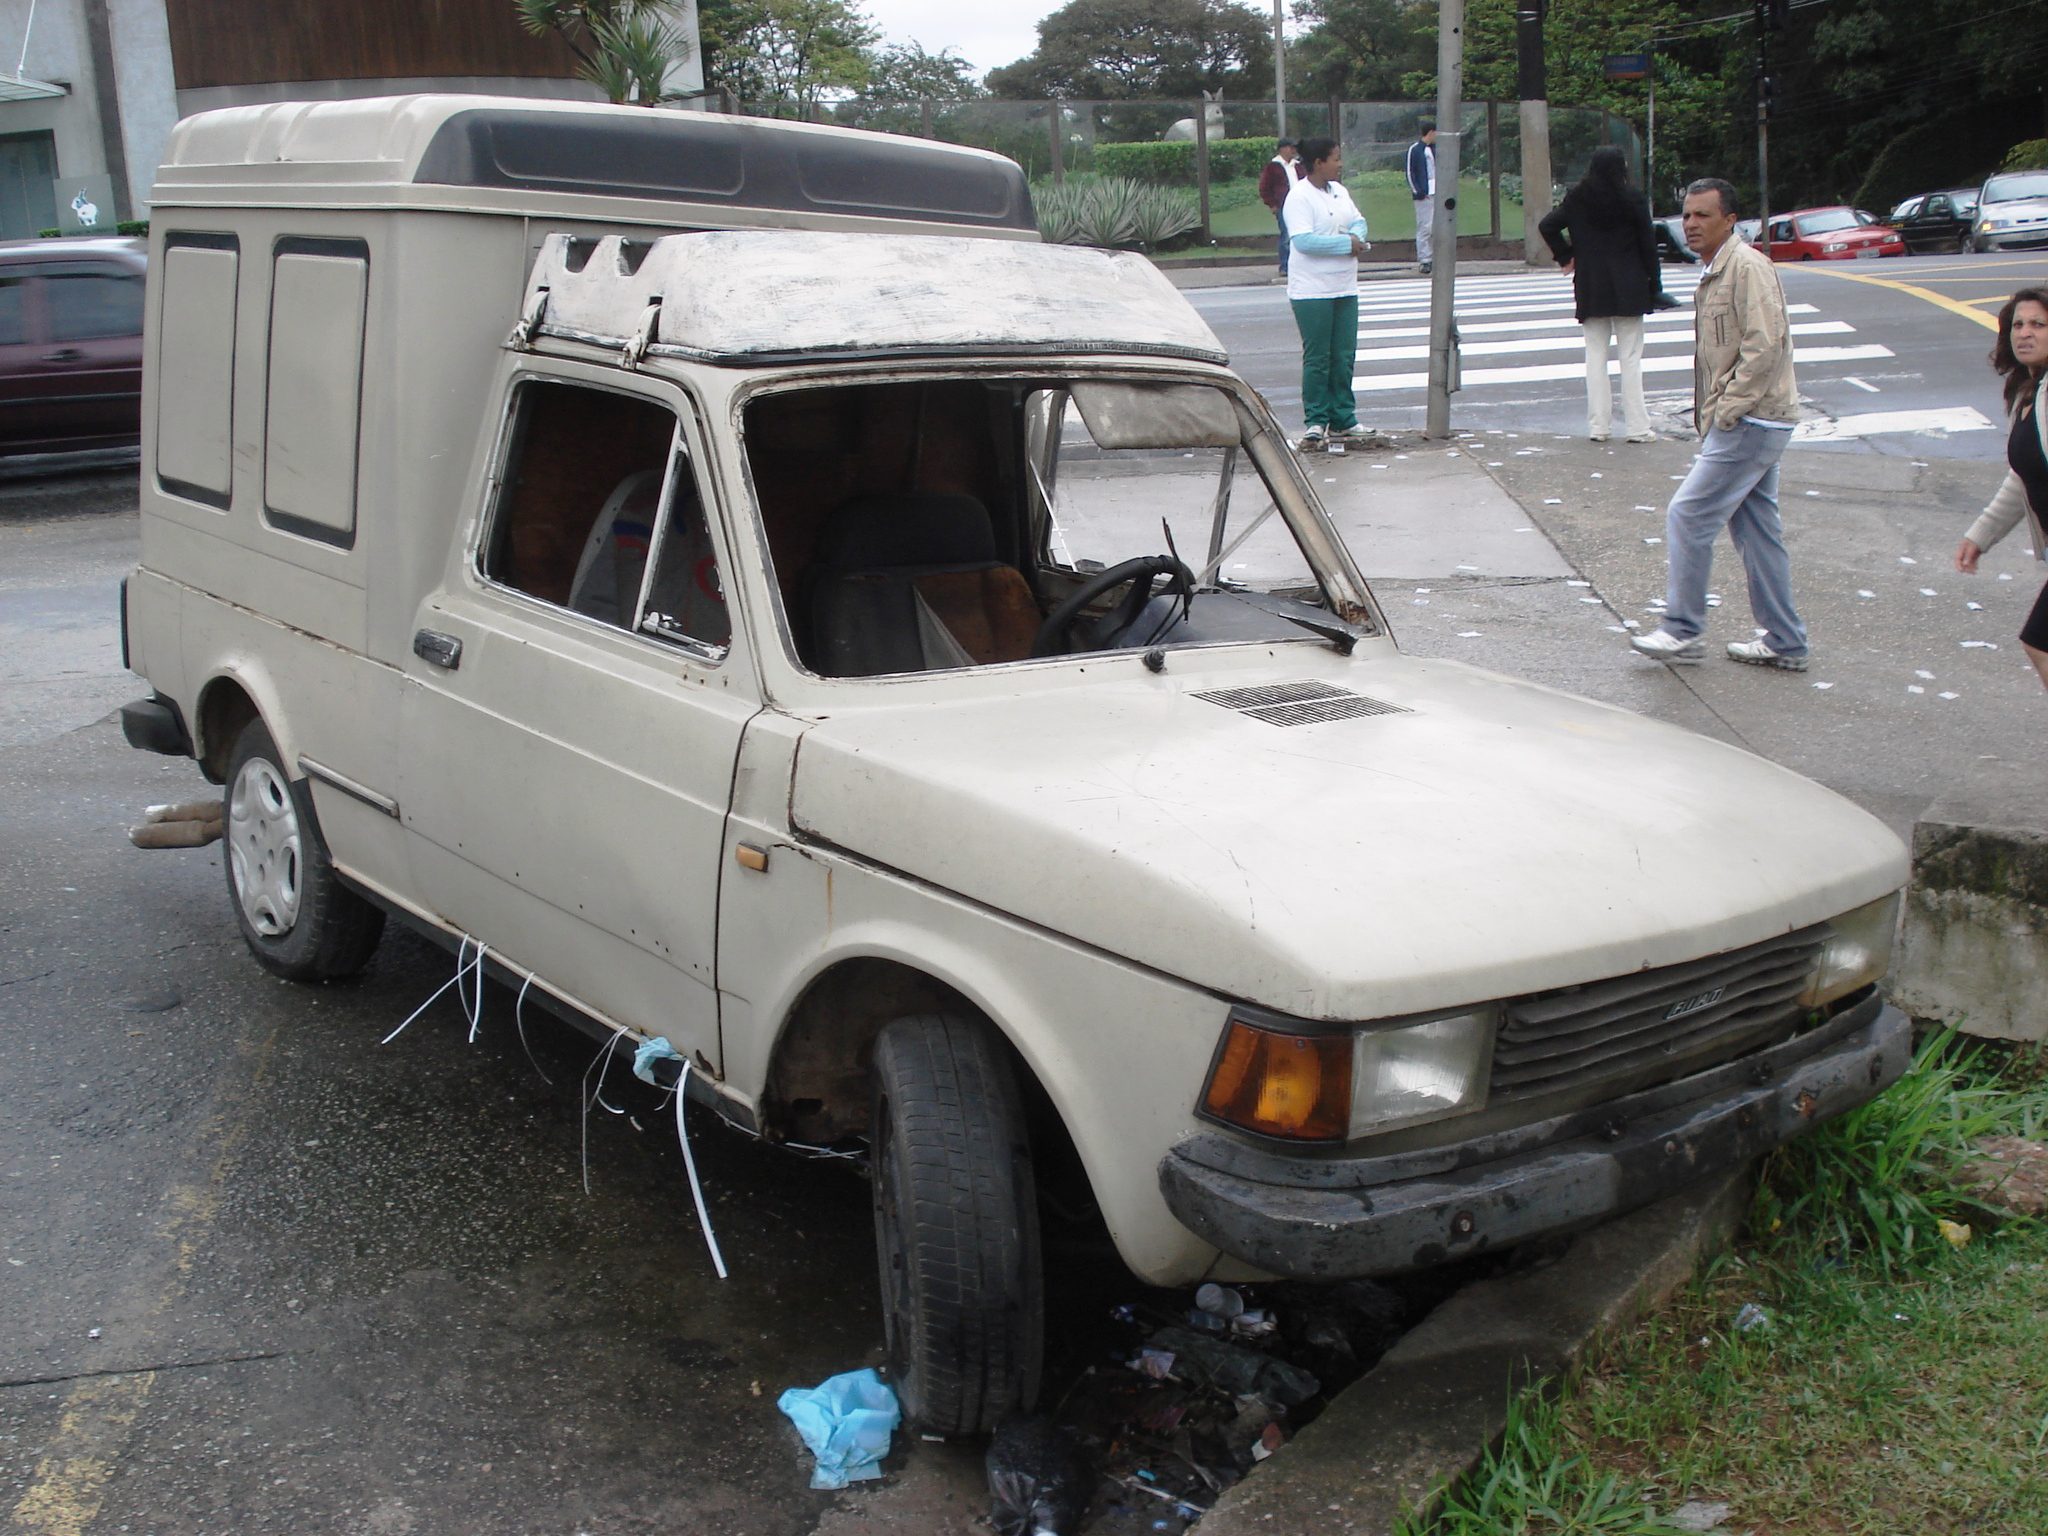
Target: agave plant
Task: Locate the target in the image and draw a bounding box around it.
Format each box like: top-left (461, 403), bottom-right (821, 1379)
top-left (1035, 177), bottom-right (1198, 252)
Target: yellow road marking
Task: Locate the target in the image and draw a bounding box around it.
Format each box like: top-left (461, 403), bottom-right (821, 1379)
top-left (7, 1031), bottom-right (276, 1534)
top-left (1795, 265), bottom-right (1999, 330)
top-left (11, 1376), bottom-right (157, 1536)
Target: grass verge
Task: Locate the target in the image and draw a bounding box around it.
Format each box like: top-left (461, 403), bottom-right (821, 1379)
top-left (1400, 1030), bottom-right (2048, 1536)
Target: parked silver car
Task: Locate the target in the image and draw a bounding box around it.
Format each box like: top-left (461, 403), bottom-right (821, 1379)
top-left (1967, 170), bottom-right (2048, 251)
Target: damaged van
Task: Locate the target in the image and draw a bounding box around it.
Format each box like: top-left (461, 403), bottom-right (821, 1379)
top-left (120, 95), bottom-right (1912, 1436)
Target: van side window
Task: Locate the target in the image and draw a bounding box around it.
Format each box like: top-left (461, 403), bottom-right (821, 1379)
top-left (481, 379), bottom-right (729, 656)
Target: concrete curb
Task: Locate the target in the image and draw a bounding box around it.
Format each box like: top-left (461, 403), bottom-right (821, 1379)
top-left (1197, 1167), bottom-right (1752, 1535)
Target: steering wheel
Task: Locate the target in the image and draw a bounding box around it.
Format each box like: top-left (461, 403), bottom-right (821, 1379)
top-left (1031, 554), bottom-right (1195, 658)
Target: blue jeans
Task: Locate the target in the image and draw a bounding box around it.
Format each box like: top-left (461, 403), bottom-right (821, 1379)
top-left (1663, 421), bottom-right (1807, 656)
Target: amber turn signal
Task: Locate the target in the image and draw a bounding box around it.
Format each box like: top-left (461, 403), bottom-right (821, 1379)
top-left (1201, 1017), bottom-right (1352, 1142)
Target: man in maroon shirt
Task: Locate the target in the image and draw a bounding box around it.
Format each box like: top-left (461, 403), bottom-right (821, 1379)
top-left (1259, 138), bottom-right (1301, 275)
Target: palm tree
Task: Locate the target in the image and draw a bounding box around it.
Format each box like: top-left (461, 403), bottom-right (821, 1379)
top-left (515, 0), bottom-right (696, 105)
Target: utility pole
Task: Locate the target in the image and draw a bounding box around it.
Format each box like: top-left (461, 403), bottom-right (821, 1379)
top-left (1517, 0), bottom-right (1552, 265)
top-left (1425, 0), bottom-right (1465, 439)
top-left (1273, 0), bottom-right (1287, 137)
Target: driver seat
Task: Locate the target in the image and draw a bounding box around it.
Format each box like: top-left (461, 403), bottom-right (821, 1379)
top-left (806, 493), bottom-right (1041, 677)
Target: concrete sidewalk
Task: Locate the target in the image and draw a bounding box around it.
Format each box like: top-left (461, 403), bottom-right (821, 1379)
top-left (1191, 420), bottom-right (2041, 1534)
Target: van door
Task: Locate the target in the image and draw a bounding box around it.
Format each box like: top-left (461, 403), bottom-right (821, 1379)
top-left (397, 371), bottom-right (755, 1070)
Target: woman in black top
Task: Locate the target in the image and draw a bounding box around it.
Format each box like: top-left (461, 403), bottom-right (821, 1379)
top-left (1539, 147), bottom-right (1665, 443)
top-left (1956, 287), bottom-right (2048, 691)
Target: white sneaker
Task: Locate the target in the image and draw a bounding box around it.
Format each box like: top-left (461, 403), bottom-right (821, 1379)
top-left (1629, 628), bottom-right (1706, 664)
top-left (1726, 638), bottom-right (1809, 671)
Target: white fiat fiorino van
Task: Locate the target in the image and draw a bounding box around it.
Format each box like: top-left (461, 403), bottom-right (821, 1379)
top-left (120, 96), bottom-right (1911, 1436)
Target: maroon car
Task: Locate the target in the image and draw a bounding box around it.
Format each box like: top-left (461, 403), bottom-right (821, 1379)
top-left (0, 236), bottom-right (146, 455)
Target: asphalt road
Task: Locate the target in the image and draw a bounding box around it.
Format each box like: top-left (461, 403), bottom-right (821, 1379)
top-left (1191, 248), bottom-right (2048, 454)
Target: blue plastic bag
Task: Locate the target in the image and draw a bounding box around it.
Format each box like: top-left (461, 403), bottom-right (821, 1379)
top-left (776, 1368), bottom-right (901, 1490)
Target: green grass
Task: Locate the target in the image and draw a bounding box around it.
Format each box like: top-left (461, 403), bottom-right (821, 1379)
top-left (1402, 1032), bottom-right (2048, 1536)
top-left (1204, 170), bottom-right (1519, 240)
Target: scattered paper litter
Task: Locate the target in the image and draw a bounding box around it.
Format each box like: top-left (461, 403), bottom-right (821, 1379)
top-left (1813, 680), bottom-right (1834, 689)
top-left (1939, 691), bottom-right (1960, 700)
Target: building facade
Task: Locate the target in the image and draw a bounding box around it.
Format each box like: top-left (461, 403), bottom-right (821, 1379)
top-left (0, 0), bottom-right (702, 238)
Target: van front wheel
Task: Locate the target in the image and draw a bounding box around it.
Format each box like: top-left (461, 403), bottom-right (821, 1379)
top-left (870, 1012), bottom-right (1043, 1435)
top-left (224, 719), bottom-right (384, 982)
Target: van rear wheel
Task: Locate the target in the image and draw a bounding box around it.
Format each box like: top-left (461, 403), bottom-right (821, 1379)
top-left (224, 718), bottom-right (384, 982)
top-left (870, 1012), bottom-right (1043, 1435)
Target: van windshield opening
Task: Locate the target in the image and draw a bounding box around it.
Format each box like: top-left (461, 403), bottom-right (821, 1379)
top-left (740, 376), bottom-right (1355, 679)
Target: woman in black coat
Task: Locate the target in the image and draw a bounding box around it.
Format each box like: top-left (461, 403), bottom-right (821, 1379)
top-left (1539, 147), bottom-right (1665, 442)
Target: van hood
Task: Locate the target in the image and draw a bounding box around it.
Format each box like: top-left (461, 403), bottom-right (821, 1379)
top-left (787, 657), bottom-right (1907, 1020)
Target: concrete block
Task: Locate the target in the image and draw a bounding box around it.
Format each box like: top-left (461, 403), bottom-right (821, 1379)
top-left (1196, 1166), bottom-right (1750, 1536)
top-left (1895, 818), bottom-right (2048, 1042)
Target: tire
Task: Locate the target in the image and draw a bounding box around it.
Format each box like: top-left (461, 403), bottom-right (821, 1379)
top-left (223, 718), bottom-right (385, 982)
top-left (870, 1012), bottom-right (1043, 1436)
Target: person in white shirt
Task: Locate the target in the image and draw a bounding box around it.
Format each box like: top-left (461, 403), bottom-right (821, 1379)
top-left (1281, 137), bottom-right (1370, 449)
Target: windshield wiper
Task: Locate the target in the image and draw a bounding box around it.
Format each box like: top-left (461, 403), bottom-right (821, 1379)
top-left (1229, 590), bottom-right (1362, 654)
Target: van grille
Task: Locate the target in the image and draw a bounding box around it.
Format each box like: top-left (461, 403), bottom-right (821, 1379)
top-left (1489, 926), bottom-right (1827, 1105)
top-left (1193, 681), bottom-right (1409, 727)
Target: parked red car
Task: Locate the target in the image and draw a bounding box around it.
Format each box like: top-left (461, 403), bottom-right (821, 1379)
top-left (1762, 207), bottom-right (1906, 262)
top-left (0, 236), bottom-right (146, 456)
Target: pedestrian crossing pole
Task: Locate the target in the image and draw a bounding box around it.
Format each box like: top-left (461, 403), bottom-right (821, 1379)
top-left (1426, 0), bottom-right (1466, 438)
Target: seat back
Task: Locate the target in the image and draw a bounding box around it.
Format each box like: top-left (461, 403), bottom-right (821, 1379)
top-left (807, 492), bottom-right (1039, 676)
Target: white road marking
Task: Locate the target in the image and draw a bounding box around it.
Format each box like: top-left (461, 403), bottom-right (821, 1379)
top-left (1789, 407), bottom-right (1994, 441)
top-left (1353, 344), bottom-right (1895, 393)
top-left (1357, 320), bottom-right (1853, 364)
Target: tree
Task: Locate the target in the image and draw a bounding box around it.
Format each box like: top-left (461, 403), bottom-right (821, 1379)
top-left (701, 0), bottom-right (880, 115)
top-left (1285, 0), bottom-right (1432, 102)
top-left (987, 0), bottom-right (1274, 100)
top-left (514, 0), bottom-right (695, 104)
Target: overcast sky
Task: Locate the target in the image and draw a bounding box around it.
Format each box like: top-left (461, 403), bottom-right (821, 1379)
top-left (862, 0), bottom-right (1053, 80)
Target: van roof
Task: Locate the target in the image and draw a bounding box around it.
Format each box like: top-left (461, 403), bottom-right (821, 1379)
top-left (524, 231), bottom-right (1228, 367)
top-left (152, 94), bottom-right (1037, 237)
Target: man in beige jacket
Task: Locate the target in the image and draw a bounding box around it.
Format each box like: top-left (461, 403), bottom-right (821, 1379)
top-left (1631, 177), bottom-right (1809, 670)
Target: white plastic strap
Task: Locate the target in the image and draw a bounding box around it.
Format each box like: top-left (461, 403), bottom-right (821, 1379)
top-left (676, 1061), bottom-right (729, 1280)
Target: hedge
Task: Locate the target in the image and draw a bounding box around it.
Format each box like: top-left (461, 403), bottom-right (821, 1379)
top-left (1093, 137), bottom-right (1282, 187)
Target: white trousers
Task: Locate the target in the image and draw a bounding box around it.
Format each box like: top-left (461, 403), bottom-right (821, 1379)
top-left (1582, 315), bottom-right (1651, 438)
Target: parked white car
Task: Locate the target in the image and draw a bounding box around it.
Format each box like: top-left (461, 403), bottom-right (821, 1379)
top-left (120, 95), bottom-right (1912, 1436)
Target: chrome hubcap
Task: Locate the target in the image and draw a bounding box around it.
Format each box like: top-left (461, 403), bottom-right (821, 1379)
top-left (228, 758), bottom-right (301, 937)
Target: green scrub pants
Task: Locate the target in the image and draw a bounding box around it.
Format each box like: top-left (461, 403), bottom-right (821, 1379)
top-left (1291, 295), bottom-right (1360, 432)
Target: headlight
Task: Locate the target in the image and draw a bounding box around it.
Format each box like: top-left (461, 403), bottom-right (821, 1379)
top-left (1798, 892), bottom-right (1901, 1008)
top-left (1199, 1006), bottom-right (1496, 1143)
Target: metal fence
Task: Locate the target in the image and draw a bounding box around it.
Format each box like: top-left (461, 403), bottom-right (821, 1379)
top-left (732, 96), bottom-right (1642, 245)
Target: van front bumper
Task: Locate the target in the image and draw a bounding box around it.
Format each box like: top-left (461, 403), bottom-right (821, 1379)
top-left (1158, 994), bottom-right (1910, 1279)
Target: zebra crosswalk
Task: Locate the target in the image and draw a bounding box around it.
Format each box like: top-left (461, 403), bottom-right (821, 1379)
top-left (1348, 267), bottom-right (1893, 396)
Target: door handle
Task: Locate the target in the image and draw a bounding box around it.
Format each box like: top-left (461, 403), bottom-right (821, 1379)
top-left (40, 348), bottom-right (84, 363)
top-left (412, 629), bottom-right (463, 670)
